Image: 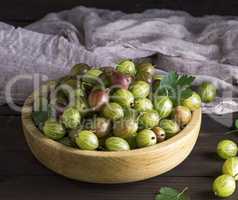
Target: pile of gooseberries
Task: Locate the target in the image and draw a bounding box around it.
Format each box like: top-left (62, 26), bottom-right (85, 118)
top-left (32, 60), bottom-right (216, 152)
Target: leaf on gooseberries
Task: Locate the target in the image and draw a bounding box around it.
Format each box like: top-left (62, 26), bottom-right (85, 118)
top-left (158, 71), bottom-right (195, 106)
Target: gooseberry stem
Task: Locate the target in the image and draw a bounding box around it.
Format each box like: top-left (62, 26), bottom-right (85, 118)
top-left (177, 187), bottom-right (188, 198)
top-left (225, 129), bottom-right (238, 135)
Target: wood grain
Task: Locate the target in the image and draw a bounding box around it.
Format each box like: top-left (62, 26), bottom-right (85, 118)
top-left (0, 176), bottom-right (238, 200)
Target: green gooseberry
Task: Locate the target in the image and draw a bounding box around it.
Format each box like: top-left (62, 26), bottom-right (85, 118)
top-left (139, 110), bottom-right (160, 128)
top-left (92, 117), bottom-right (111, 138)
top-left (130, 81), bottom-right (150, 99)
top-left (136, 62), bottom-right (155, 83)
top-left (105, 137), bottom-right (130, 151)
top-left (82, 68), bottom-right (103, 85)
top-left (102, 102), bottom-right (124, 120)
top-left (159, 119), bottom-right (180, 138)
top-left (134, 98), bottom-right (153, 112)
top-left (137, 62), bottom-right (155, 75)
top-left (173, 105), bottom-right (192, 127)
top-left (154, 96), bottom-right (173, 118)
top-left (222, 157), bottom-right (238, 180)
top-left (116, 60), bottom-right (136, 76)
top-left (198, 82), bottom-right (217, 103)
top-left (62, 107), bottom-right (81, 129)
top-left (87, 68), bottom-right (103, 77)
top-left (112, 88), bottom-right (134, 108)
top-left (75, 130), bottom-right (99, 150)
top-left (182, 92), bottom-right (201, 111)
top-left (213, 175), bottom-right (236, 198)
top-left (70, 63), bottom-right (91, 76)
top-left (113, 119), bottom-right (138, 139)
top-left (43, 119), bottom-right (66, 140)
top-left (136, 129), bottom-right (157, 148)
top-left (124, 108), bottom-right (138, 120)
top-left (217, 140), bottom-right (238, 159)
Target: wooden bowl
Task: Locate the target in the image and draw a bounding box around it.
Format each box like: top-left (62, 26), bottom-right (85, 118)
top-left (22, 92), bottom-right (202, 184)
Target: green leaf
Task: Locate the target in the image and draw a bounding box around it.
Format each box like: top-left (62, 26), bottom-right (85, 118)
top-left (159, 71), bottom-right (178, 88)
top-left (179, 88), bottom-right (193, 104)
top-left (155, 187), bottom-right (189, 200)
top-left (158, 71), bottom-right (195, 105)
top-left (136, 71), bottom-right (153, 83)
top-left (177, 75), bottom-right (195, 89)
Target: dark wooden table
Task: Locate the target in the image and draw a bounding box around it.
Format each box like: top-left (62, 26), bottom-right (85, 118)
top-left (0, 103), bottom-right (238, 200)
top-left (1, 106), bottom-right (238, 200)
top-left (1, 1), bottom-right (238, 199)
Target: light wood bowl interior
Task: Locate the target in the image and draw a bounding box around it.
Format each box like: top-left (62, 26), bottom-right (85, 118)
top-left (22, 90), bottom-right (202, 184)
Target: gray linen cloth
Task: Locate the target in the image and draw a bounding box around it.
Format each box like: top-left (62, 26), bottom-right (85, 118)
top-left (0, 6), bottom-right (238, 115)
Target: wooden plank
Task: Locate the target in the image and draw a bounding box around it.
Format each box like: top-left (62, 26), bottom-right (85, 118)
top-left (0, 114), bottom-right (236, 177)
top-left (0, 0), bottom-right (238, 22)
top-left (0, 176), bottom-right (237, 200)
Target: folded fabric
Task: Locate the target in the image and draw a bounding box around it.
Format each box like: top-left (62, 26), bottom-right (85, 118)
top-left (0, 6), bottom-right (238, 115)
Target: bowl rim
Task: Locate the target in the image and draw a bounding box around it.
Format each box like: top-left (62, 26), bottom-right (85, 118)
top-left (22, 91), bottom-right (201, 158)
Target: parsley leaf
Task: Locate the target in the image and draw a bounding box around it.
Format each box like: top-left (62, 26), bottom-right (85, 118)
top-left (155, 187), bottom-right (189, 200)
top-left (158, 71), bottom-right (195, 105)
